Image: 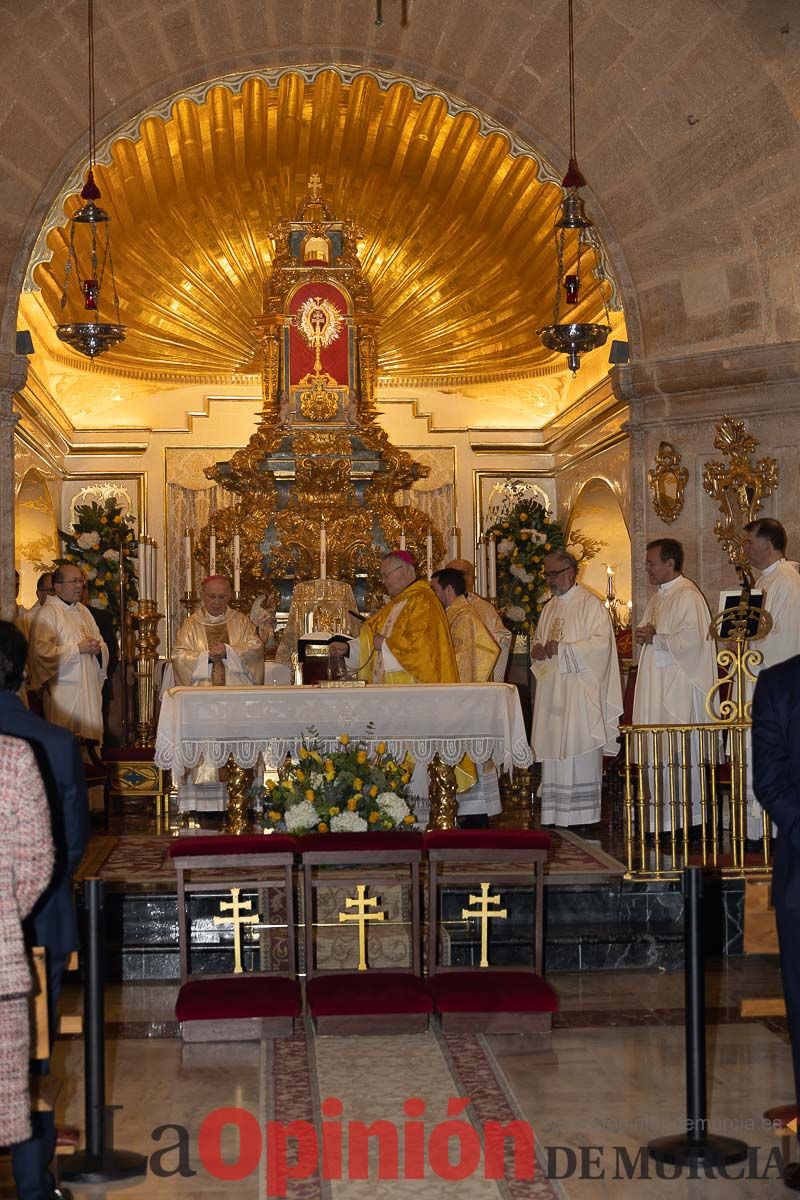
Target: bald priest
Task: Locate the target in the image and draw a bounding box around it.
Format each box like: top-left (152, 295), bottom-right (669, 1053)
top-left (171, 575), bottom-right (264, 811)
top-left (172, 575), bottom-right (264, 689)
top-left (332, 551), bottom-right (458, 685)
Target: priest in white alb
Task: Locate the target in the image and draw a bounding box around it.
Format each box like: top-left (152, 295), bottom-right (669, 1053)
top-left (530, 550), bottom-right (622, 828)
top-left (172, 574), bottom-right (264, 810)
top-left (27, 563), bottom-right (109, 740)
top-left (742, 518), bottom-right (800, 838)
top-left (632, 538), bottom-right (717, 831)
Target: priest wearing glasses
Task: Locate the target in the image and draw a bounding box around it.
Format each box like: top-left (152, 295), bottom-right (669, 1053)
top-left (530, 550), bottom-right (622, 829)
top-left (330, 551), bottom-right (457, 684)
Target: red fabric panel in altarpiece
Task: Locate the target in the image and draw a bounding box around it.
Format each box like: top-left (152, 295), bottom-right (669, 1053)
top-left (288, 282), bottom-right (351, 386)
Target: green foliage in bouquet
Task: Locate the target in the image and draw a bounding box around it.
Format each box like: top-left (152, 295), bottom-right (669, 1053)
top-left (484, 483), bottom-right (603, 636)
top-left (484, 493), bottom-right (566, 636)
top-left (255, 732), bottom-right (419, 834)
top-left (59, 497), bottom-right (138, 633)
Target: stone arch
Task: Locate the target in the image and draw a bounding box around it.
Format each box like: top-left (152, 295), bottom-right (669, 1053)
top-left (14, 467), bottom-right (59, 607)
top-left (4, 0), bottom-right (798, 362)
top-left (567, 476), bottom-right (631, 606)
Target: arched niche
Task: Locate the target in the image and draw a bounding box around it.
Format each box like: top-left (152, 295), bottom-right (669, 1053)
top-left (15, 468), bottom-right (59, 607)
top-left (567, 477), bottom-right (631, 606)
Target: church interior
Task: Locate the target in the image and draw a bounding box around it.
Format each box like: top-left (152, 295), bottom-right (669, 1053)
top-left (1, 0), bottom-right (800, 1196)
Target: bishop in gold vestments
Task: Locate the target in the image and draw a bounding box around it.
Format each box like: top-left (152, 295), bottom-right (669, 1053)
top-left (338, 553), bottom-right (458, 685)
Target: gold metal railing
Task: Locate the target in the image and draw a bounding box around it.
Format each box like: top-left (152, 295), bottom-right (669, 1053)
top-left (619, 720), bottom-right (772, 880)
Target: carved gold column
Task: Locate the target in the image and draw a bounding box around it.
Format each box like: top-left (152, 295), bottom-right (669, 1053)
top-left (134, 600), bottom-right (162, 747)
top-left (356, 319), bottom-right (380, 424)
top-left (259, 326), bottom-right (281, 426)
top-left (426, 755), bottom-right (458, 831)
top-left (223, 757), bottom-right (255, 836)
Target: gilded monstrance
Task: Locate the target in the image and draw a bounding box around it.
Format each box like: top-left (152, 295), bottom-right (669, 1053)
top-left (199, 178), bottom-right (442, 612)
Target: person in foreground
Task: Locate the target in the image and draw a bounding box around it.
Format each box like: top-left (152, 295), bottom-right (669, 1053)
top-left (744, 518), bottom-right (800, 840)
top-left (0, 734), bottom-right (54, 1198)
top-left (752, 655), bottom-right (800, 1191)
top-left (0, 620), bottom-right (89, 1200)
top-left (530, 550), bottom-right (622, 829)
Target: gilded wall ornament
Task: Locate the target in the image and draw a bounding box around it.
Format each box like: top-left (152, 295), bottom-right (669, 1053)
top-left (647, 442), bottom-right (688, 525)
top-left (702, 415), bottom-right (779, 569)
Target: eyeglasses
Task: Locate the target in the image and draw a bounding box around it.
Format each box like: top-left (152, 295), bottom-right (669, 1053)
top-left (379, 565), bottom-right (405, 582)
top-left (543, 566), bottom-right (572, 579)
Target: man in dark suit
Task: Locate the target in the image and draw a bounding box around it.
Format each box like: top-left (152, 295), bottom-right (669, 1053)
top-left (0, 620), bottom-right (89, 1200)
top-left (752, 655), bottom-right (800, 1190)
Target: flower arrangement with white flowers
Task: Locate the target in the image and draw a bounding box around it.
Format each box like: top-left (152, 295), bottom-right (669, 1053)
top-left (484, 484), bottom-right (602, 635)
top-left (254, 732), bottom-right (420, 834)
top-left (59, 497), bottom-right (139, 634)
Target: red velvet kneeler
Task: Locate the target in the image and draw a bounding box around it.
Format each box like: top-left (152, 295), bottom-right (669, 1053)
top-left (171, 836), bottom-right (299, 1042)
top-left (301, 834), bottom-right (428, 1034)
top-left (424, 829), bottom-right (559, 1033)
top-left (176, 976), bottom-right (302, 1042)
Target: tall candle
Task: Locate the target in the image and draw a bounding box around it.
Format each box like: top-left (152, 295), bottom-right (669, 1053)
top-left (148, 540), bottom-right (157, 604)
top-left (606, 564), bottom-right (615, 601)
top-left (426, 533), bottom-right (433, 580)
top-left (184, 530), bottom-right (192, 594)
top-left (399, 528), bottom-right (406, 551)
top-left (477, 539), bottom-right (487, 596)
top-left (320, 522), bottom-right (327, 580)
top-left (138, 540), bottom-right (145, 603)
top-left (487, 536), bottom-right (497, 598)
top-left (449, 527), bottom-right (459, 561)
top-left (209, 533), bottom-right (216, 577)
top-left (143, 537), bottom-right (150, 603)
top-left (233, 533), bottom-right (241, 594)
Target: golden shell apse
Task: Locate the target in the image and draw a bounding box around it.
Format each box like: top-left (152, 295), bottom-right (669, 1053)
top-left (33, 68), bottom-right (616, 385)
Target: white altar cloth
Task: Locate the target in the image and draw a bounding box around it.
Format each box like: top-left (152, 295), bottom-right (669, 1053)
top-left (154, 683), bottom-right (532, 774)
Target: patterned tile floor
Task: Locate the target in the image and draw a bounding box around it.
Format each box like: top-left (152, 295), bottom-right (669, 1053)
top-left (0, 960), bottom-right (791, 1200)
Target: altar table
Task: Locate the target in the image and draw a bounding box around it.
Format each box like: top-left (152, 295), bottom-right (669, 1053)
top-left (154, 683), bottom-right (533, 775)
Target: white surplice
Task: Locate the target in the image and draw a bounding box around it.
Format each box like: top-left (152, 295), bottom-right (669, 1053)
top-left (632, 575), bottom-right (716, 831)
top-left (746, 559), bottom-right (800, 837)
top-left (530, 584), bottom-right (622, 826)
top-left (172, 606), bottom-right (265, 811)
top-left (27, 595), bottom-right (108, 740)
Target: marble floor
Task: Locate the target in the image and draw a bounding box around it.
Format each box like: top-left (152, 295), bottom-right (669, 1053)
top-left (0, 958), bottom-right (794, 1199)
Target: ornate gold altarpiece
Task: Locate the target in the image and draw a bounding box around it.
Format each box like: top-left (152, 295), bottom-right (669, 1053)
top-left (195, 179), bottom-right (442, 614)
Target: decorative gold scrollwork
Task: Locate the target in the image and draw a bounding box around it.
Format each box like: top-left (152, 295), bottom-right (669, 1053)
top-left (648, 442), bottom-right (688, 525)
top-left (705, 600), bottom-right (772, 723)
top-left (299, 385), bottom-right (338, 421)
top-left (702, 415), bottom-right (779, 568)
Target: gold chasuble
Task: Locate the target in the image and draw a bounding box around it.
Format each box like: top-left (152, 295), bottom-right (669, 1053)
top-left (357, 579), bottom-right (458, 685)
top-left (172, 607), bottom-right (265, 688)
top-left (446, 594), bottom-right (500, 683)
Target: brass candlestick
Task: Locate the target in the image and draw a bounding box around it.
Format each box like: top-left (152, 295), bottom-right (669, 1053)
top-left (134, 599), bottom-right (162, 747)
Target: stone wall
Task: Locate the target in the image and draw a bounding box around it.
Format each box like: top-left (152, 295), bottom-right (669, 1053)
top-left (618, 343), bottom-right (800, 628)
top-left (0, 0), bottom-right (798, 361)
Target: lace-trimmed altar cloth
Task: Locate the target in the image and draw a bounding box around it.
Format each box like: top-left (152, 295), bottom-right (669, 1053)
top-left (154, 683), bottom-right (533, 774)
